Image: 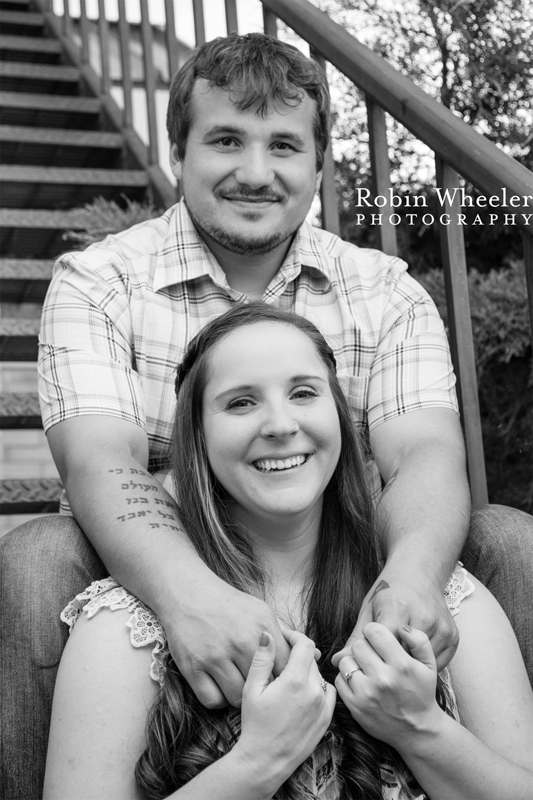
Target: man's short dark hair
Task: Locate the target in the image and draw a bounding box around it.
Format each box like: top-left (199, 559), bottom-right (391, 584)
top-left (167, 32), bottom-right (330, 172)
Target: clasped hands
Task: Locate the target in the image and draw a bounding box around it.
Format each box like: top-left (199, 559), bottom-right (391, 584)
top-left (162, 570), bottom-right (456, 758)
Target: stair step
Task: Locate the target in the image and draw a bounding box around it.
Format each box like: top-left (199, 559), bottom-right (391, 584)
top-left (0, 125), bottom-right (124, 167)
top-left (0, 391), bottom-right (41, 428)
top-left (0, 258), bottom-right (54, 302)
top-left (1, 164), bottom-right (148, 207)
top-left (0, 60), bottom-right (80, 81)
top-left (0, 90), bottom-right (102, 128)
top-left (0, 125), bottom-right (123, 149)
top-left (0, 478), bottom-right (62, 514)
top-left (0, 33), bottom-right (63, 63)
top-left (0, 317), bottom-right (39, 361)
top-left (0, 9), bottom-right (45, 31)
top-left (0, 207), bottom-right (86, 259)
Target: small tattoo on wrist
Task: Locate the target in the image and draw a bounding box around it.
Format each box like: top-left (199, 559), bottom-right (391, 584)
top-left (369, 580), bottom-right (390, 601)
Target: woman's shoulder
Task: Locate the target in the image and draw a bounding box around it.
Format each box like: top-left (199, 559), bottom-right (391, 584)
top-left (62, 578), bottom-right (169, 685)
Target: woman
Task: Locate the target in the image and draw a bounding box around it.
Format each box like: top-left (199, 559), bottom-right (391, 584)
top-left (44, 304), bottom-right (533, 800)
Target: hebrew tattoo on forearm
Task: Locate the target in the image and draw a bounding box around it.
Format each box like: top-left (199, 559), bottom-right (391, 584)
top-left (368, 579), bottom-right (390, 601)
top-left (111, 466), bottom-right (181, 532)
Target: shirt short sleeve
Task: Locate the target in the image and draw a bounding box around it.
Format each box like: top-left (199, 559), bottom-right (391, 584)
top-left (366, 268), bottom-right (458, 430)
top-left (38, 249), bottom-right (146, 432)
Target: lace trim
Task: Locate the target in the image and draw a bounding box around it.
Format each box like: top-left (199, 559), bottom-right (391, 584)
top-left (443, 562), bottom-right (475, 617)
top-left (61, 578), bottom-right (169, 685)
top-left (61, 564), bottom-right (475, 689)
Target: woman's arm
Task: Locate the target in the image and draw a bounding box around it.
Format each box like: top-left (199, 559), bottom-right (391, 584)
top-left (336, 576), bottom-right (533, 800)
top-left (44, 611), bottom-right (335, 800)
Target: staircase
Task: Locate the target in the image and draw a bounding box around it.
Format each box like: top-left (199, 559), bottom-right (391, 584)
top-left (0, 0), bottom-right (172, 526)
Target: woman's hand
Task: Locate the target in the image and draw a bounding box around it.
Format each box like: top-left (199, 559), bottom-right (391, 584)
top-left (234, 629), bottom-right (336, 791)
top-left (335, 622), bottom-right (443, 748)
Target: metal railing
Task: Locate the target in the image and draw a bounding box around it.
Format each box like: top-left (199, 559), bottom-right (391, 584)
top-left (35, 0), bottom-right (533, 507)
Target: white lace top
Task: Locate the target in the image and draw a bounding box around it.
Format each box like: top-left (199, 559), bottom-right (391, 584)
top-left (62, 563), bottom-right (475, 800)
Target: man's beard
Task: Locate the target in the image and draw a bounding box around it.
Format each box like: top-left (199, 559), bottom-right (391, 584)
top-left (191, 214), bottom-right (295, 256)
top-left (185, 189), bottom-right (301, 256)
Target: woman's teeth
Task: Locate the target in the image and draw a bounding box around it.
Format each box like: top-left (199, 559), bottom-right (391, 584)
top-left (254, 455), bottom-right (307, 472)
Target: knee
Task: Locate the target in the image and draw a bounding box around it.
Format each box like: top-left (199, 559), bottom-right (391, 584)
top-left (466, 503), bottom-right (533, 566)
top-left (0, 515), bottom-right (104, 604)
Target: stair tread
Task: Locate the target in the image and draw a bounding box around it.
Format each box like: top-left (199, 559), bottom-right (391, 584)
top-left (0, 257), bottom-right (54, 278)
top-left (0, 9), bottom-right (44, 25)
top-left (0, 125), bottom-right (123, 148)
top-left (0, 317), bottom-right (40, 334)
top-left (0, 207), bottom-right (89, 227)
top-left (0, 90), bottom-right (101, 112)
top-left (0, 61), bottom-right (80, 80)
top-left (0, 478), bottom-right (63, 511)
top-left (0, 391), bottom-right (42, 427)
top-left (0, 164), bottom-right (148, 185)
top-left (0, 33), bottom-right (62, 52)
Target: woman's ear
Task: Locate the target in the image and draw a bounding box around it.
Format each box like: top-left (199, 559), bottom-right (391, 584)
top-left (169, 143), bottom-right (183, 181)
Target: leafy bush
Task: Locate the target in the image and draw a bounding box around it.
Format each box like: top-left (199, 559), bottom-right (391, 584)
top-left (64, 195), bottom-right (160, 249)
top-left (416, 260), bottom-right (532, 511)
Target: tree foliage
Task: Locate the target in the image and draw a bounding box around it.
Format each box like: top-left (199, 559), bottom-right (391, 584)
top-left (315, 0), bottom-right (533, 171)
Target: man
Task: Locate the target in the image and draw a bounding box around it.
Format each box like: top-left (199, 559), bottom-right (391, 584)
top-left (1, 32), bottom-right (532, 800)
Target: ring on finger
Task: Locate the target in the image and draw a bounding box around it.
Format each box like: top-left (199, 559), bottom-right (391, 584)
top-left (320, 677), bottom-right (327, 692)
top-left (344, 665), bottom-right (361, 682)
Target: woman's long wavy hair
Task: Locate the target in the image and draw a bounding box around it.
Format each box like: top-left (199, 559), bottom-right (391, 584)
top-left (135, 303), bottom-right (447, 799)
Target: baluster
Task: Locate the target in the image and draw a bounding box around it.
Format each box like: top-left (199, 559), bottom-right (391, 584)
top-left (164, 0), bottom-right (179, 82)
top-left (366, 98), bottom-right (398, 257)
top-left (192, 0), bottom-right (206, 46)
top-left (140, 0), bottom-right (159, 165)
top-left (263, 7), bottom-right (277, 37)
top-left (97, 0), bottom-right (111, 94)
top-left (117, 0), bottom-right (133, 128)
top-left (312, 50), bottom-right (339, 236)
top-left (436, 158), bottom-right (488, 506)
top-left (225, 0), bottom-right (238, 34)
top-left (79, 0), bottom-right (90, 64)
top-left (62, 0), bottom-right (71, 36)
top-left (522, 231), bottom-right (533, 338)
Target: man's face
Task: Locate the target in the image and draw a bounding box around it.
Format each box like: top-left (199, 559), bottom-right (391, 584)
top-left (170, 80), bottom-right (321, 257)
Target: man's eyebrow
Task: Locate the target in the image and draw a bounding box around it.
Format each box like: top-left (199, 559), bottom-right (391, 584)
top-left (203, 125), bottom-right (307, 147)
top-left (203, 125), bottom-right (246, 139)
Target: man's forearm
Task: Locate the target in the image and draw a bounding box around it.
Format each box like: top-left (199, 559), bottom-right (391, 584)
top-left (376, 444), bottom-right (471, 588)
top-left (62, 453), bottom-right (217, 622)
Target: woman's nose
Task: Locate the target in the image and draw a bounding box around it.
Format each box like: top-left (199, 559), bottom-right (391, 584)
top-left (261, 405), bottom-right (299, 439)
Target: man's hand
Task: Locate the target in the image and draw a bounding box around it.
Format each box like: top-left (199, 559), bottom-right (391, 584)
top-left (332, 565), bottom-right (459, 672)
top-left (160, 576), bottom-right (291, 709)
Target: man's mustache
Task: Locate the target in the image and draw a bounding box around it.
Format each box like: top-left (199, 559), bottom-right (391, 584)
top-left (216, 186), bottom-right (285, 202)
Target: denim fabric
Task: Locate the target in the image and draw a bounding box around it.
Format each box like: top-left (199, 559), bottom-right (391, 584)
top-left (0, 516), bottom-right (107, 800)
top-left (461, 504), bottom-right (533, 678)
top-left (1, 505), bottom-right (532, 799)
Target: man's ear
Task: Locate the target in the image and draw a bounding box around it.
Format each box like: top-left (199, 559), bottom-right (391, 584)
top-left (315, 170), bottom-right (323, 193)
top-left (169, 143), bottom-right (182, 181)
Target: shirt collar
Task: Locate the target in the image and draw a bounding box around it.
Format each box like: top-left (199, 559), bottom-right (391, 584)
top-left (153, 200), bottom-right (333, 293)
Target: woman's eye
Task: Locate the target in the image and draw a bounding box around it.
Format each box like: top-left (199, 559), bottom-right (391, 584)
top-left (291, 388), bottom-right (318, 400)
top-left (227, 397), bottom-right (253, 410)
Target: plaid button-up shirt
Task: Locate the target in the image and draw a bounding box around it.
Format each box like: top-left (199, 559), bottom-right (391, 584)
top-left (39, 200), bottom-right (457, 506)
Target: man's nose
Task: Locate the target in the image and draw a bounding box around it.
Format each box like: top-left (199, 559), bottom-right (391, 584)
top-left (261, 403), bottom-right (299, 439)
top-left (234, 148), bottom-right (275, 189)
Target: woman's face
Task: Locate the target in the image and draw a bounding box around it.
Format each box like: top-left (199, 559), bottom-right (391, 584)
top-left (202, 321), bottom-right (342, 530)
